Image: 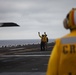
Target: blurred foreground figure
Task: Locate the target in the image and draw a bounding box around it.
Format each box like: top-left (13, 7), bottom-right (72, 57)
top-left (0, 22), bottom-right (19, 27)
top-left (46, 8), bottom-right (76, 75)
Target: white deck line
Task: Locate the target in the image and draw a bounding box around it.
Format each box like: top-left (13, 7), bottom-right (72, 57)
top-left (10, 48), bottom-right (24, 50)
top-left (0, 55), bottom-right (51, 58)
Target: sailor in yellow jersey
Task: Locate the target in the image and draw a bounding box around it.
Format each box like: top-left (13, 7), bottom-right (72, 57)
top-left (44, 32), bottom-right (49, 50)
top-left (38, 32), bottom-right (47, 51)
top-left (46, 8), bottom-right (76, 75)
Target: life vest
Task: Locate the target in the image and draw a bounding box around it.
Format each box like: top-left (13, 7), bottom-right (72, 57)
top-left (41, 35), bottom-right (47, 42)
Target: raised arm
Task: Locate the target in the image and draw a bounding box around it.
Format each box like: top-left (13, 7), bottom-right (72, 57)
top-left (38, 32), bottom-right (42, 38)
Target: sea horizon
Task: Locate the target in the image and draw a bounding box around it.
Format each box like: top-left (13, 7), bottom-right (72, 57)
top-left (0, 39), bottom-right (55, 47)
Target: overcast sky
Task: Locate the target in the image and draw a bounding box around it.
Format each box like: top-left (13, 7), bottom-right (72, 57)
top-left (0, 0), bottom-right (76, 40)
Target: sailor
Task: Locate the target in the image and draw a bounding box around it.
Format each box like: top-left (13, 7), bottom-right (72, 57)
top-left (46, 8), bottom-right (76, 75)
top-left (38, 32), bottom-right (47, 51)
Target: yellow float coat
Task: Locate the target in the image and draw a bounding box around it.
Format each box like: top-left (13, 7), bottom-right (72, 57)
top-left (46, 30), bottom-right (76, 75)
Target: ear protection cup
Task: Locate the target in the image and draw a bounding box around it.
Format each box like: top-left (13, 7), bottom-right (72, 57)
top-left (63, 18), bottom-right (69, 29)
top-left (63, 8), bottom-right (76, 29)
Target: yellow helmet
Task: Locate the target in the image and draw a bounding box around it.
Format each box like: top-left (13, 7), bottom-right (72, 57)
top-left (63, 8), bottom-right (76, 29)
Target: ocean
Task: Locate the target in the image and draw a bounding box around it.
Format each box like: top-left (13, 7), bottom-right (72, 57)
top-left (0, 39), bottom-right (55, 47)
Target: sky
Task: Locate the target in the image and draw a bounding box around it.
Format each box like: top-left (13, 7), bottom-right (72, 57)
top-left (0, 0), bottom-right (76, 40)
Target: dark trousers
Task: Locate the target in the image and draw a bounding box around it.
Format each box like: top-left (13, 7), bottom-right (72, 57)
top-left (40, 41), bottom-right (45, 51)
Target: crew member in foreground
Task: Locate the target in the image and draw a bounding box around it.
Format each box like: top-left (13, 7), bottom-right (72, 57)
top-left (46, 8), bottom-right (76, 75)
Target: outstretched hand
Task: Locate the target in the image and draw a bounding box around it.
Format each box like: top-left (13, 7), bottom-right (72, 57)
top-left (38, 32), bottom-right (40, 35)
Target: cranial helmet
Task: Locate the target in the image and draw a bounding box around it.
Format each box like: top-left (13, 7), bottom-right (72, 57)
top-left (63, 8), bottom-right (76, 29)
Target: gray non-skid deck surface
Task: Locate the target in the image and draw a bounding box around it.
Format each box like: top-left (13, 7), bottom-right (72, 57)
top-left (0, 51), bottom-right (51, 75)
top-left (0, 72), bottom-right (46, 75)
